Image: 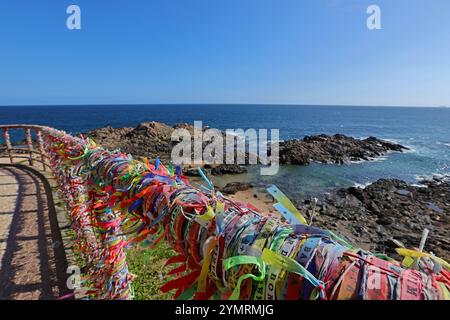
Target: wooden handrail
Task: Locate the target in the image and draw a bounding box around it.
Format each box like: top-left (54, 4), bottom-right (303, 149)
top-left (0, 124), bottom-right (50, 171)
top-left (36, 130), bottom-right (48, 171)
top-left (0, 147), bottom-right (49, 157)
top-left (2, 128), bottom-right (14, 164)
top-left (0, 124), bottom-right (46, 130)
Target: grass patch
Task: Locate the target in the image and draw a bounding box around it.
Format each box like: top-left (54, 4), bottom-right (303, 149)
top-left (127, 241), bottom-right (177, 300)
top-left (64, 211), bottom-right (178, 300)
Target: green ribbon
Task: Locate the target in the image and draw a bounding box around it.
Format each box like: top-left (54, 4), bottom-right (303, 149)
top-left (327, 230), bottom-right (353, 249)
top-left (176, 284), bottom-right (197, 300)
top-left (261, 248), bottom-right (324, 298)
top-left (222, 255), bottom-right (266, 300)
top-left (68, 144), bottom-right (91, 160)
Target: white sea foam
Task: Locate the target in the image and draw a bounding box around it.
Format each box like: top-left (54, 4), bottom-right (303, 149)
top-left (350, 159), bottom-right (365, 164)
top-left (410, 183), bottom-right (428, 188)
top-left (414, 173), bottom-right (450, 184)
top-left (382, 138), bottom-right (402, 144)
top-left (371, 156), bottom-right (388, 162)
top-left (353, 182), bottom-right (371, 189)
top-left (350, 156), bottom-right (388, 164)
top-left (369, 137), bottom-right (417, 154)
top-left (381, 138), bottom-right (417, 153)
top-left (402, 145), bottom-right (416, 153)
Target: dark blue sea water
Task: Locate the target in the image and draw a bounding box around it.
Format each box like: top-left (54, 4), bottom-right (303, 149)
top-left (1, 105), bottom-right (449, 199)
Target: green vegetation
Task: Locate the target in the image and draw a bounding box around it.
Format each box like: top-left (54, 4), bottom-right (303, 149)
top-left (127, 241), bottom-right (177, 300)
top-left (61, 195), bottom-right (178, 300)
top-left (66, 227), bottom-right (177, 299)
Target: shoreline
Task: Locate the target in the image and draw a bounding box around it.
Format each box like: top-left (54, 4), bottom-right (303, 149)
top-left (2, 120), bottom-right (448, 260)
top-left (220, 175), bottom-right (450, 260)
top-left (86, 121), bottom-right (408, 165)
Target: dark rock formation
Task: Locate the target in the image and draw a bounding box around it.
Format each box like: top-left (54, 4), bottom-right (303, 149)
top-left (298, 176), bottom-right (450, 260)
top-left (89, 124), bottom-right (406, 168)
top-left (278, 134), bottom-right (407, 165)
top-left (220, 182), bottom-right (254, 195)
top-left (210, 164), bottom-right (247, 175)
top-left (182, 167), bottom-right (203, 177)
top-left (87, 122), bottom-right (174, 162)
top-left (87, 122), bottom-right (248, 175)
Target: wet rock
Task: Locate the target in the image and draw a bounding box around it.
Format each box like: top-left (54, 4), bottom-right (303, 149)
top-left (220, 182), bottom-right (254, 195)
top-left (368, 201), bottom-right (381, 214)
top-left (396, 189), bottom-right (411, 196)
top-left (427, 202), bottom-right (444, 214)
top-left (279, 134), bottom-right (408, 165)
top-left (211, 164), bottom-right (247, 175)
top-left (299, 176), bottom-right (450, 261)
top-left (377, 217), bottom-right (395, 226)
top-left (183, 167), bottom-right (205, 177)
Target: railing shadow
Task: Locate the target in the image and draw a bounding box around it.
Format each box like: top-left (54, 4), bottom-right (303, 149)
top-left (0, 164), bottom-right (70, 300)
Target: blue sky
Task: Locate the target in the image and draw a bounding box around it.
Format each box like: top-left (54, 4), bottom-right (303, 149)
top-left (0, 0), bottom-right (449, 106)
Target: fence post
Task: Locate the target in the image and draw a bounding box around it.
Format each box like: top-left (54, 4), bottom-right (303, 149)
top-left (2, 128), bottom-right (14, 164)
top-left (36, 129), bottom-right (47, 171)
top-left (25, 128), bottom-right (34, 166)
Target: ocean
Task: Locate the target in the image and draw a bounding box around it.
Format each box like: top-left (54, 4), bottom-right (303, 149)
top-left (1, 104), bottom-right (450, 200)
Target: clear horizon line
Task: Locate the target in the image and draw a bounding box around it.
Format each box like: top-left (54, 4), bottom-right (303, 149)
top-left (0, 102), bottom-right (448, 108)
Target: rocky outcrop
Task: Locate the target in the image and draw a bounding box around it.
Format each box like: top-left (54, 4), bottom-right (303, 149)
top-left (278, 134), bottom-right (407, 165)
top-left (220, 182), bottom-right (254, 195)
top-left (87, 122), bottom-right (247, 175)
top-left (87, 122), bottom-right (174, 162)
top-left (182, 164), bottom-right (247, 177)
top-left (83, 123), bottom-right (448, 259)
top-left (88, 123), bottom-right (408, 175)
top-left (298, 176), bottom-right (450, 260)
top-left (209, 164), bottom-right (247, 175)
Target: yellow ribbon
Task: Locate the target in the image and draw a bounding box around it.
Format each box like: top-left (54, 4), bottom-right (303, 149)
top-left (395, 248), bottom-right (450, 271)
top-left (196, 205), bottom-right (215, 222)
top-left (197, 237), bottom-right (219, 292)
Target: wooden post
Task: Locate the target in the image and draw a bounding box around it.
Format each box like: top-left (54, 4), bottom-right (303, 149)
top-left (25, 128), bottom-right (34, 166)
top-left (36, 129), bottom-right (47, 171)
top-left (412, 228), bottom-right (430, 269)
top-left (2, 128), bottom-right (13, 164)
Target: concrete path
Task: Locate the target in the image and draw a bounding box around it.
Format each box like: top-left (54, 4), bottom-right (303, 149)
top-left (0, 164), bottom-right (70, 300)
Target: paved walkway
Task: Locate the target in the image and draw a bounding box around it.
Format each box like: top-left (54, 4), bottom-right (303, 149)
top-left (0, 163), bottom-right (70, 300)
